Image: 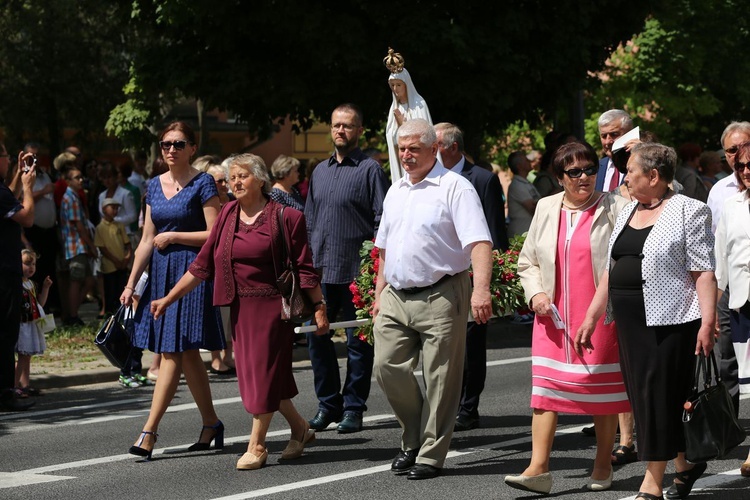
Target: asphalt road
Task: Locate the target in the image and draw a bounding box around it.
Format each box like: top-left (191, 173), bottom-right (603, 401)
top-left (1, 321), bottom-right (749, 499)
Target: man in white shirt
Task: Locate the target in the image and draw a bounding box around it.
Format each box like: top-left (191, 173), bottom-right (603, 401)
top-left (707, 121), bottom-right (750, 416)
top-left (372, 119), bottom-right (493, 480)
top-left (594, 109), bottom-right (634, 192)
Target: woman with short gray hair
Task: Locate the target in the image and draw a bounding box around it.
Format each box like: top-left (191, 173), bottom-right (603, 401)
top-left (269, 154), bottom-right (304, 211)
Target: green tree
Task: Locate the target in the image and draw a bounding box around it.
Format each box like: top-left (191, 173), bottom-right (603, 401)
top-left (585, 0), bottom-right (750, 149)
top-left (0, 0), bottom-right (130, 154)
top-left (114, 0), bottom-right (651, 159)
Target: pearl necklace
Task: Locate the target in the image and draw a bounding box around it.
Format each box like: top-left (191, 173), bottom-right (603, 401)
top-left (561, 191), bottom-right (596, 211)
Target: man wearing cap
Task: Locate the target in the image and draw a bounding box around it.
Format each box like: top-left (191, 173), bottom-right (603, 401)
top-left (373, 118), bottom-right (493, 480)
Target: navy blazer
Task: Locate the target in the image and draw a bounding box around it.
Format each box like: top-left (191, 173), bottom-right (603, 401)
top-left (461, 160), bottom-right (509, 250)
top-left (594, 156), bottom-right (625, 192)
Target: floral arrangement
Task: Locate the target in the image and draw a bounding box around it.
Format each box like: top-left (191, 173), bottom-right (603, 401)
top-left (350, 233), bottom-right (528, 345)
top-left (349, 240), bottom-right (379, 345)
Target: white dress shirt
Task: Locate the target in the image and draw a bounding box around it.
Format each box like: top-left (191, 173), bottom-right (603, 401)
top-left (715, 192), bottom-right (750, 309)
top-left (602, 158), bottom-right (620, 190)
top-left (707, 173), bottom-right (741, 234)
top-left (375, 160), bottom-right (491, 289)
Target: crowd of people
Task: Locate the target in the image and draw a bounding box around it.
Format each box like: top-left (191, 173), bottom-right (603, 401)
top-left (1, 98), bottom-right (749, 499)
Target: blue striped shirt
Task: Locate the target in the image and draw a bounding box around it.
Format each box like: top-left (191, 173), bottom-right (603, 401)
top-left (304, 148), bottom-right (389, 284)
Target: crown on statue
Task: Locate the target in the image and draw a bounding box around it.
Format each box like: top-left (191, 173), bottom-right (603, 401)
top-left (383, 48), bottom-right (405, 74)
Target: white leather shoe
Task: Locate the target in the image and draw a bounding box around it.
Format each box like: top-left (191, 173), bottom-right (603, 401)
top-left (587, 468), bottom-right (613, 491)
top-left (504, 472), bottom-right (553, 494)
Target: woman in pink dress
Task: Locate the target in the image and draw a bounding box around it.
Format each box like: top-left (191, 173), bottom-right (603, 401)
top-left (151, 153), bottom-right (329, 471)
top-left (505, 142), bottom-right (631, 495)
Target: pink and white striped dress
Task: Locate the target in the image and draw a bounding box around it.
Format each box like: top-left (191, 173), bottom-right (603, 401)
top-left (530, 201), bottom-right (631, 415)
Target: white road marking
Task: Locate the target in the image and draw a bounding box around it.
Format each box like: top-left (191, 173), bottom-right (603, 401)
top-left (616, 468), bottom-right (746, 499)
top-left (0, 397), bottom-right (149, 422)
top-left (0, 471), bottom-right (76, 489)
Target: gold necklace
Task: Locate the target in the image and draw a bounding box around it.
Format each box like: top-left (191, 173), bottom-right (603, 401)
top-left (562, 191), bottom-right (596, 211)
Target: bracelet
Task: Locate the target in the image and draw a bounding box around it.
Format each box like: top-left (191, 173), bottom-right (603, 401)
top-left (124, 286), bottom-right (135, 291)
top-left (313, 299), bottom-right (326, 308)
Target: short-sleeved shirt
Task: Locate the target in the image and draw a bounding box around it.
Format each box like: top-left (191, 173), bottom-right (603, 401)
top-left (304, 148), bottom-right (389, 284)
top-left (32, 169), bottom-right (56, 229)
top-left (94, 219), bottom-right (130, 274)
top-left (375, 161), bottom-right (492, 289)
top-left (0, 180), bottom-right (23, 276)
top-left (507, 176), bottom-right (541, 237)
top-left (60, 187), bottom-right (88, 260)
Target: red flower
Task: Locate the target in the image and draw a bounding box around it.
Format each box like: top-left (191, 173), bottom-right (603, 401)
top-left (349, 282), bottom-right (358, 295)
top-left (370, 247), bottom-right (379, 260)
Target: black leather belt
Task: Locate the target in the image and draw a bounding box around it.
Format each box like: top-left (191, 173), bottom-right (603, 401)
top-left (398, 273), bottom-right (453, 294)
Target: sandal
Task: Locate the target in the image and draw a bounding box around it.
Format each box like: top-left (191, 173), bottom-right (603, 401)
top-left (665, 462), bottom-right (706, 499)
top-left (21, 387), bottom-right (41, 396)
top-left (636, 493), bottom-right (664, 500)
top-left (611, 444), bottom-right (638, 466)
top-left (13, 388), bottom-right (29, 399)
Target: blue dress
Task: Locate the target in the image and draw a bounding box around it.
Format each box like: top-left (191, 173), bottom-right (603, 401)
top-left (133, 172), bottom-right (225, 353)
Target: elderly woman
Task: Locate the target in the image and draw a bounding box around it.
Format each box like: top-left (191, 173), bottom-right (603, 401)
top-left (505, 142), bottom-right (630, 495)
top-left (269, 154), bottom-right (304, 211)
top-left (121, 121), bottom-right (225, 460)
top-left (151, 153), bottom-right (329, 471)
top-left (715, 140), bottom-right (750, 477)
top-left (384, 48), bottom-right (432, 184)
top-left (578, 143), bottom-right (716, 500)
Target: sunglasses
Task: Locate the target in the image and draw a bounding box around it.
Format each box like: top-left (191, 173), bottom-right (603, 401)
top-left (725, 145), bottom-right (740, 156)
top-left (563, 165), bottom-right (598, 178)
top-left (159, 140), bottom-right (189, 151)
top-left (734, 161), bottom-right (750, 172)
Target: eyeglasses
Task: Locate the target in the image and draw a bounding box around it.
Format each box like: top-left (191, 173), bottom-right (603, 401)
top-left (734, 161), bottom-right (750, 172)
top-left (563, 165), bottom-right (598, 178)
top-left (331, 124), bottom-right (357, 132)
top-left (725, 145), bottom-right (740, 156)
top-left (159, 140), bottom-right (189, 151)
top-left (215, 179), bottom-right (228, 184)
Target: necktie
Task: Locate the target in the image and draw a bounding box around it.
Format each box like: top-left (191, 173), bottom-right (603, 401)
top-left (608, 168), bottom-right (619, 191)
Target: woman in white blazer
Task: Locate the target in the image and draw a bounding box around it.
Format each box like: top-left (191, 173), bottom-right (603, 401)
top-left (505, 142), bottom-right (630, 495)
top-left (578, 143), bottom-right (716, 500)
top-left (714, 140), bottom-right (750, 477)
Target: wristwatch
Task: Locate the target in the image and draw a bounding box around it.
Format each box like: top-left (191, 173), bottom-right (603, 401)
top-left (313, 299), bottom-right (327, 309)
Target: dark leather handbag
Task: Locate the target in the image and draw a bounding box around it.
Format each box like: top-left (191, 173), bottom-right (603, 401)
top-left (94, 304), bottom-right (134, 369)
top-left (274, 207), bottom-right (314, 323)
top-left (682, 351), bottom-right (746, 463)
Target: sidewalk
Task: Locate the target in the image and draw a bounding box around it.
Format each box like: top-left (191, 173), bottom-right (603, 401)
top-left (32, 301), bottom-right (531, 391)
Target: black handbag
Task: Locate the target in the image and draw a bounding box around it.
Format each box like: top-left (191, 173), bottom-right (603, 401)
top-left (94, 304), bottom-right (134, 369)
top-left (274, 207), bottom-right (315, 323)
top-left (682, 351), bottom-right (746, 463)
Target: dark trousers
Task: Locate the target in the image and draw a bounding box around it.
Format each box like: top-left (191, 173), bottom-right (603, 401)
top-left (306, 282), bottom-right (373, 414)
top-left (0, 275), bottom-right (22, 397)
top-left (102, 270), bottom-right (128, 315)
top-left (24, 225), bottom-right (61, 311)
top-left (120, 348), bottom-right (144, 378)
top-left (458, 321), bottom-right (487, 418)
top-left (718, 288), bottom-right (740, 416)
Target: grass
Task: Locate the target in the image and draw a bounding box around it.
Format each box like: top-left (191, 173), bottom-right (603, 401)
top-left (35, 322), bottom-right (104, 370)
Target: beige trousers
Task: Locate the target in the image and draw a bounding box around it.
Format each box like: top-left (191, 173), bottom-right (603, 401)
top-left (374, 271), bottom-right (470, 468)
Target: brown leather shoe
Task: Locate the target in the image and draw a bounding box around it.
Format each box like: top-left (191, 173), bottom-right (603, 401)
top-left (281, 429), bottom-right (316, 460)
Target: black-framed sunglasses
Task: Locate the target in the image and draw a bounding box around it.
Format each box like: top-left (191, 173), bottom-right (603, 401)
top-left (734, 161), bottom-right (750, 172)
top-left (159, 140), bottom-right (189, 151)
top-left (563, 165), bottom-right (598, 178)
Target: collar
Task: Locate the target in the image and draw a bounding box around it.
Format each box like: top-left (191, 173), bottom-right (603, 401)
top-left (327, 147), bottom-right (366, 167)
top-left (397, 159), bottom-right (446, 188)
top-left (448, 156), bottom-right (466, 175)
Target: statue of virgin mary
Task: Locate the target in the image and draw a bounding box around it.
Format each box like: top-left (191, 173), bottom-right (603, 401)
top-left (384, 48), bottom-right (432, 184)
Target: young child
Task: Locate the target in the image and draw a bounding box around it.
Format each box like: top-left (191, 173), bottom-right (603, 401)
top-left (95, 198), bottom-right (132, 314)
top-left (16, 249), bottom-right (52, 397)
top-left (95, 198), bottom-right (146, 388)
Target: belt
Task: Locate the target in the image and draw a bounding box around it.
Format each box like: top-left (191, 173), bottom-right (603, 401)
top-left (398, 273), bottom-right (453, 295)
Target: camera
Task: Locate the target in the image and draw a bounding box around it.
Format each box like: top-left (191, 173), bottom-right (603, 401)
top-left (23, 154), bottom-right (37, 173)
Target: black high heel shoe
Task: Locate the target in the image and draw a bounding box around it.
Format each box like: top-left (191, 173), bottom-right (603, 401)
top-left (187, 420), bottom-right (224, 451)
top-left (129, 431), bottom-right (158, 460)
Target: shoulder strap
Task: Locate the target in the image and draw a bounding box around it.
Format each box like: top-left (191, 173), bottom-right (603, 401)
top-left (277, 206), bottom-right (295, 271)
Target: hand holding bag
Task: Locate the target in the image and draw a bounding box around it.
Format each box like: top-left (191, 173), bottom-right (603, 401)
top-left (682, 351), bottom-right (746, 463)
top-left (94, 304), bottom-right (134, 369)
top-left (274, 207), bottom-right (315, 324)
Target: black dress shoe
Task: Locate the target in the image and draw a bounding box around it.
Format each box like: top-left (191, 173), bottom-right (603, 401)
top-left (336, 411), bottom-right (362, 433)
top-left (407, 464), bottom-right (440, 480)
top-left (308, 410), bottom-right (342, 431)
top-left (454, 414), bottom-right (479, 431)
top-left (391, 449), bottom-right (418, 472)
top-left (0, 396), bottom-right (35, 412)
